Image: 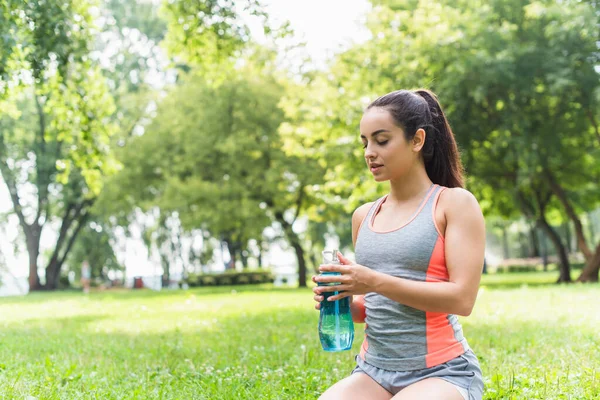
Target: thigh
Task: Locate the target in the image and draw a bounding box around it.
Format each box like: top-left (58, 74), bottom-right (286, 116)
top-left (392, 378), bottom-right (465, 400)
top-left (319, 371), bottom-right (393, 400)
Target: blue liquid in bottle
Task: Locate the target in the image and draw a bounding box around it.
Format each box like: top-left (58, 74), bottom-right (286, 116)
top-left (318, 250), bottom-right (354, 352)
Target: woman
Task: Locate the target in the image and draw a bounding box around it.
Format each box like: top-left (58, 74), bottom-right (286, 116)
top-left (313, 89), bottom-right (485, 399)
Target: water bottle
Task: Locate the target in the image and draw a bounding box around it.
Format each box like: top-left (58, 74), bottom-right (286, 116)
top-left (318, 250), bottom-right (354, 352)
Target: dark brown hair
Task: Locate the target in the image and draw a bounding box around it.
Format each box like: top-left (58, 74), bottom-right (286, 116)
top-left (367, 89), bottom-right (464, 188)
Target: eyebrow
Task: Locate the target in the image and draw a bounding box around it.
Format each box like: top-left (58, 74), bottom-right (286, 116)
top-left (360, 129), bottom-right (390, 139)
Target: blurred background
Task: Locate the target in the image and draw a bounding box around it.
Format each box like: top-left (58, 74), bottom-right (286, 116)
top-left (1, 0), bottom-right (598, 295)
top-left (0, 0), bottom-right (599, 398)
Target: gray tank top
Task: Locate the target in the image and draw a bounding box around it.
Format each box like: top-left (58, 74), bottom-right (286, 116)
top-left (355, 184), bottom-right (470, 371)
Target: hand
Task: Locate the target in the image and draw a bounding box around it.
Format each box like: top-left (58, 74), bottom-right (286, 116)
top-left (311, 252), bottom-right (378, 308)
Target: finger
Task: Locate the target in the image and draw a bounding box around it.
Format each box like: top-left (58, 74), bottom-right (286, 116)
top-left (314, 275), bottom-right (351, 284)
top-left (316, 285), bottom-right (351, 293)
top-left (328, 292), bottom-right (351, 302)
top-left (315, 303), bottom-right (321, 310)
top-left (314, 294), bottom-right (324, 302)
top-left (318, 263), bottom-right (341, 273)
top-left (319, 264), bottom-right (350, 274)
top-left (337, 252), bottom-right (353, 265)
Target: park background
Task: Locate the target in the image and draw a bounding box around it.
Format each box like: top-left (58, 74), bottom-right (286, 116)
top-left (0, 0), bottom-right (599, 398)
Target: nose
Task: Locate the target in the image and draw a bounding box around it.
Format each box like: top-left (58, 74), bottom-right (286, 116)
top-left (364, 142), bottom-right (377, 161)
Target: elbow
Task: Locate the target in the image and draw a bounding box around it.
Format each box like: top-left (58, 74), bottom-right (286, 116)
top-left (455, 299), bottom-right (476, 317)
top-left (456, 307), bottom-right (472, 317)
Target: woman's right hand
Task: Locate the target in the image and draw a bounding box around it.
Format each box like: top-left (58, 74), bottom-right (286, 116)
top-left (312, 275), bottom-right (324, 310)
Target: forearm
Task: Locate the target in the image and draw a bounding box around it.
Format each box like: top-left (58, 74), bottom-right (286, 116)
top-left (372, 272), bottom-right (475, 316)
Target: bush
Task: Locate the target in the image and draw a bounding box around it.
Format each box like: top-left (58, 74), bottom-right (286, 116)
top-left (200, 276), bottom-right (217, 286)
top-left (58, 274), bottom-right (71, 289)
top-left (217, 276), bottom-right (233, 285)
top-left (184, 270), bottom-right (274, 287)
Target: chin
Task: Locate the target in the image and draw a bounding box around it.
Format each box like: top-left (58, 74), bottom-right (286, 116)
top-left (373, 175), bottom-right (389, 182)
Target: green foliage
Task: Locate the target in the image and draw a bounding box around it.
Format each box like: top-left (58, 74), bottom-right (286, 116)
top-left (285, 0), bottom-right (599, 246)
top-left (106, 0), bottom-right (167, 42)
top-left (64, 221), bottom-right (123, 281)
top-left (100, 47), bottom-right (325, 268)
top-left (101, 63), bottom-right (279, 242)
top-left (185, 270), bottom-right (274, 287)
top-left (160, 0), bottom-right (266, 68)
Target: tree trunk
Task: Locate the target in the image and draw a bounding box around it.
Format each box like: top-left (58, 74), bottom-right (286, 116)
top-left (517, 188), bottom-right (570, 282)
top-left (545, 170), bottom-right (592, 261)
top-left (161, 251), bottom-right (170, 288)
top-left (221, 238), bottom-right (236, 270)
top-left (44, 205), bottom-right (90, 290)
top-left (589, 212), bottom-right (596, 245)
top-left (541, 231), bottom-right (548, 271)
top-left (309, 250), bottom-right (319, 275)
top-left (26, 231), bottom-right (42, 290)
top-left (240, 249), bottom-right (248, 269)
top-left (257, 247), bottom-right (263, 268)
top-left (290, 236), bottom-right (307, 288)
top-left (563, 222), bottom-right (571, 254)
top-left (518, 231), bottom-right (528, 258)
top-left (577, 243), bottom-right (600, 282)
top-left (529, 225), bottom-right (540, 258)
top-left (502, 225), bottom-right (510, 259)
top-left (538, 217), bottom-right (571, 283)
top-left (275, 212), bottom-right (307, 288)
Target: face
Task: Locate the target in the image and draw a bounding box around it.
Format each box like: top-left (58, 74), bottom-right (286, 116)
top-left (359, 107), bottom-right (424, 182)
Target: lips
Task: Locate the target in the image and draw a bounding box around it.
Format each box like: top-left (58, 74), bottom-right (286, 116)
top-left (370, 163), bottom-right (383, 173)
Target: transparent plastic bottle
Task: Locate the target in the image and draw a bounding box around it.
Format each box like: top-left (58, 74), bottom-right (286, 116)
top-left (318, 250), bottom-right (354, 351)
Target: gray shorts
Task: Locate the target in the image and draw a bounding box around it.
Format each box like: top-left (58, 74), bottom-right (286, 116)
top-left (352, 350), bottom-right (484, 400)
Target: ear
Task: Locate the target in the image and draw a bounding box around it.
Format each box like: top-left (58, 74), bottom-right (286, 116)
top-left (412, 128), bottom-right (426, 152)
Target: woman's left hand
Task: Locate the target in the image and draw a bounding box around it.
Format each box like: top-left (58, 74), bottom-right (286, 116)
top-left (312, 252), bottom-right (379, 301)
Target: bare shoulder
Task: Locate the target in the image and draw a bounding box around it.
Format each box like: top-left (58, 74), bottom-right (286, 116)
top-left (352, 202), bottom-right (375, 228)
top-left (351, 202), bottom-right (375, 247)
top-left (435, 188), bottom-right (484, 238)
top-left (438, 187), bottom-right (484, 230)
top-left (439, 187), bottom-right (481, 211)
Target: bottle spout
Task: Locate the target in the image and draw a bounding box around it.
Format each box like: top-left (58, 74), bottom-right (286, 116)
top-left (321, 249), bottom-right (339, 264)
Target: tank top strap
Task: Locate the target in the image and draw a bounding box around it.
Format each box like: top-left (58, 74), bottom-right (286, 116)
top-left (357, 196), bottom-right (387, 235)
top-left (365, 195), bottom-right (387, 221)
top-left (417, 184), bottom-right (447, 226)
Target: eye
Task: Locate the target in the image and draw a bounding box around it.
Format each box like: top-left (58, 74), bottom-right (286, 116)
top-left (361, 142), bottom-right (367, 149)
top-left (377, 140), bottom-right (389, 146)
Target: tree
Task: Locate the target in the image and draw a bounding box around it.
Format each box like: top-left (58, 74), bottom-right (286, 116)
top-left (0, 1), bottom-right (117, 290)
top-left (99, 46), bottom-right (326, 286)
top-left (64, 220), bottom-right (123, 285)
top-left (291, 0), bottom-right (600, 282)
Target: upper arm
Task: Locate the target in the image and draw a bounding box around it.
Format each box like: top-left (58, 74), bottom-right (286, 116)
top-left (441, 189), bottom-right (485, 308)
top-left (352, 202), bottom-right (373, 248)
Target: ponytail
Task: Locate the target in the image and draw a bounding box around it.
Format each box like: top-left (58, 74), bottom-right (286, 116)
top-left (367, 89), bottom-right (464, 188)
top-left (413, 89), bottom-right (464, 188)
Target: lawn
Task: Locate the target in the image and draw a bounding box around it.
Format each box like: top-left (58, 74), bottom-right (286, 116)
top-left (0, 272), bottom-right (599, 399)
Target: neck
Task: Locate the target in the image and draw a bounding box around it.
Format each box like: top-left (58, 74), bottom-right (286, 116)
top-left (387, 163), bottom-right (433, 203)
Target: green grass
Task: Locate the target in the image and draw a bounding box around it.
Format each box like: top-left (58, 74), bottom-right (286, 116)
top-left (1, 275), bottom-right (599, 399)
top-left (479, 270), bottom-right (581, 288)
